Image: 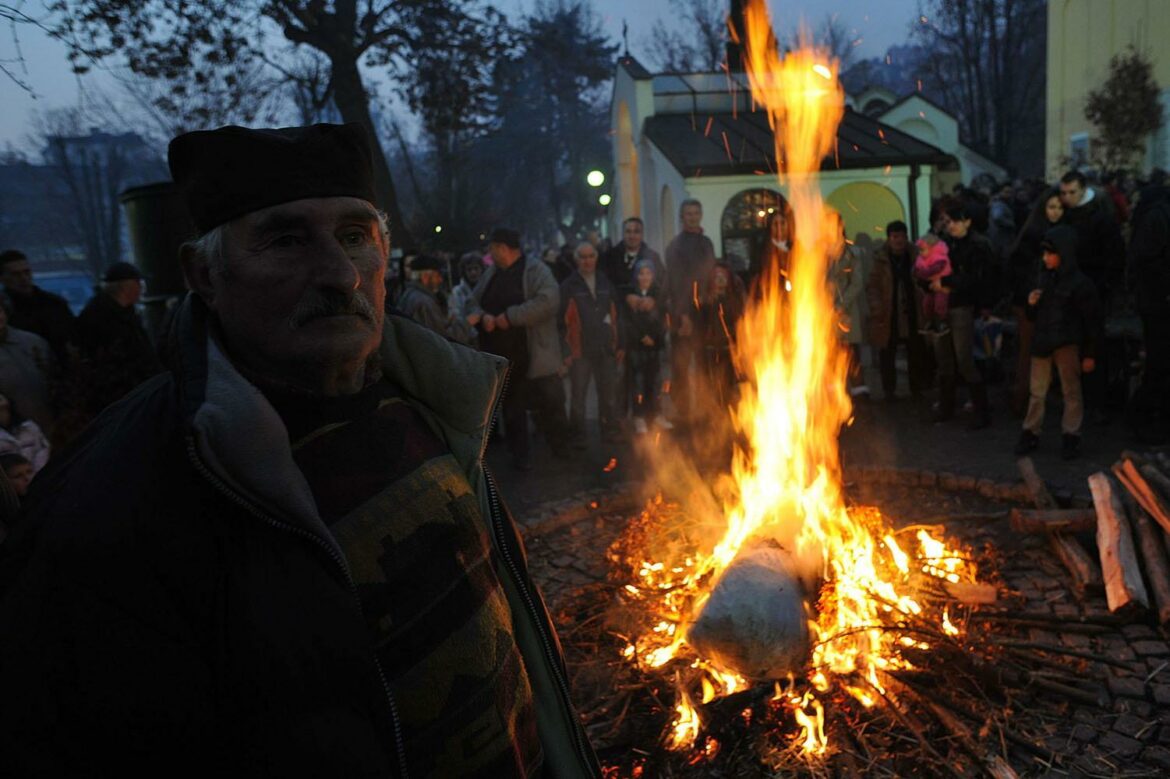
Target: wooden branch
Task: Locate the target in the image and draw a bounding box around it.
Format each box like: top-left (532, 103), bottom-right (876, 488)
top-left (1018, 457), bottom-right (1102, 596)
top-left (1116, 480), bottom-right (1170, 627)
top-left (1009, 508), bottom-right (1097, 534)
top-left (1088, 472), bottom-right (1149, 616)
top-left (1113, 459), bottom-right (1170, 535)
top-left (1017, 457), bottom-right (1057, 510)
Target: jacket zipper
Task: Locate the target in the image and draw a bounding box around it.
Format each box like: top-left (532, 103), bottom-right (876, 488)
top-left (185, 436), bottom-right (410, 779)
top-left (483, 467), bottom-right (598, 774)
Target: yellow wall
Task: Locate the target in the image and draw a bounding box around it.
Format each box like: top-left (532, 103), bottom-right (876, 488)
top-left (1046, 0), bottom-right (1170, 177)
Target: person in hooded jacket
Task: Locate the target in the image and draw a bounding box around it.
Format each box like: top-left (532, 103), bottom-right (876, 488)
top-left (1013, 225), bottom-right (1103, 460)
top-left (1006, 188), bottom-right (1064, 416)
top-left (1127, 176), bottom-right (1170, 443)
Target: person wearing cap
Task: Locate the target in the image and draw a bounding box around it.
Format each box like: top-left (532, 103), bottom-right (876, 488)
top-left (466, 227), bottom-right (571, 469)
top-left (68, 261), bottom-right (162, 420)
top-left (394, 254), bottom-right (474, 344)
top-left (0, 124), bottom-right (599, 778)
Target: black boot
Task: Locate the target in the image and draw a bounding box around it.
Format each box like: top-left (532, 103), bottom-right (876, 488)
top-left (931, 375), bottom-right (956, 423)
top-left (968, 381), bottom-right (992, 430)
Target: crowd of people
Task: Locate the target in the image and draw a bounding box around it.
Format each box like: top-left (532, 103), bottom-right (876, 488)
top-left (0, 251), bottom-right (162, 523)
top-left (387, 168), bottom-right (1170, 471)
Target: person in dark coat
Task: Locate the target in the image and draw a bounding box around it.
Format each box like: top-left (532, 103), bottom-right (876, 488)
top-left (71, 261), bottom-right (163, 418)
top-left (0, 123), bottom-right (600, 779)
top-left (1127, 180), bottom-right (1170, 443)
top-left (560, 242), bottom-right (622, 445)
top-left (0, 249), bottom-right (76, 362)
top-left (1014, 225), bottom-right (1102, 460)
top-left (664, 198), bottom-right (717, 427)
top-left (933, 202), bottom-right (996, 428)
top-left (1006, 188), bottom-right (1064, 415)
top-left (394, 254), bottom-right (473, 344)
top-left (624, 259), bottom-right (669, 433)
top-left (865, 220), bottom-right (929, 400)
top-left (600, 216), bottom-right (665, 291)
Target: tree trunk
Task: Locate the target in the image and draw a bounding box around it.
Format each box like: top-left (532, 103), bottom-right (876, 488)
top-left (328, 51), bottom-right (414, 249)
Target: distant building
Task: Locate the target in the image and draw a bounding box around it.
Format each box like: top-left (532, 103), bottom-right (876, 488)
top-left (609, 55), bottom-right (956, 274)
top-left (0, 130), bottom-right (165, 287)
top-left (1046, 0), bottom-right (1170, 176)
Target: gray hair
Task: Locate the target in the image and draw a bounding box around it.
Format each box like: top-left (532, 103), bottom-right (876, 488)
top-left (679, 198), bottom-right (702, 216)
top-left (574, 241), bottom-right (598, 259)
top-left (183, 209), bottom-right (391, 274)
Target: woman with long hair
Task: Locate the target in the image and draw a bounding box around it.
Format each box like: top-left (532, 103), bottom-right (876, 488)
top-left (1006, 188), bottom-right (1064, 415)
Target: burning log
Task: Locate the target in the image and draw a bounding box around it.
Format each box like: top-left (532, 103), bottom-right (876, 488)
top-left (1017, 457), bottom-right (1102, 596)
top-left (1087, 472), bottom-right (1148, 616)
top-left (1115, 479), bottom-right (1170, 627)
top-left (687, 546), bottom-right (810, 680)
top-left (1113, 458), bottom-right (1170, 536)
top-left (1009, 508), bottom-right (1097, 534)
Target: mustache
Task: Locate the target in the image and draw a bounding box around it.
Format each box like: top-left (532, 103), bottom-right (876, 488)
top-left (288, 290), bottom-right (377, 328)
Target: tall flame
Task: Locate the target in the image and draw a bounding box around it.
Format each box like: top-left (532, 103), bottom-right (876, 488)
top-left (613, 0), bottom-right (980, 761)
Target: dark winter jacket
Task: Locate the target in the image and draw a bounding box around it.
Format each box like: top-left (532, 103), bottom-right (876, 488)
top-left (1008, 218), bottom-right (1061, 307)
top-left (942, 231), bottom-right (997, 309)
top-left (600, 241), bottom-right (665, 293)
top-left (1127, 185), bottom-right (1170, 315)
top-left (1062, 189), bottom-right (1125, 290)
top-left (625, 283), bottom-right (666, 352)
top-left (72, 291), bottom-right (163, 414)
top-left (664, 230), bottom-right (717, 329)
top-left (2, 285), bottom-right (75, 361)
top-left (0, 294), bottom-right (600, 778)
top-left (1026, 225), bottom-right (1104, 360)
top-left (560, 271), bottom-right (619, 359)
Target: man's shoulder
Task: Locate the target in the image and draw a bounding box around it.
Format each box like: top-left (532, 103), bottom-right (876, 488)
top-left (32, 286), bottom-right (72, 311)
top-left (7, 326), bottom-right (51, 351)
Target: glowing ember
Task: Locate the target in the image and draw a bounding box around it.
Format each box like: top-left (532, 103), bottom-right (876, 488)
top-left (610, 0), bottom-right (985, 763)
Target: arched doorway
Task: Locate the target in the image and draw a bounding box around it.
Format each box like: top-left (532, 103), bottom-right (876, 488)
top-left (720, 188), bottom-right (789, 276)
top-left (659, 185), bottom-right (676, 250)
top-left (825, 181), bottom-right (905, 249)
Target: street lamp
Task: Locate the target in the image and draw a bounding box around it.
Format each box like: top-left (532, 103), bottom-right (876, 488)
top-left (433, 225), bottom-right (442, 234)
top-left (586, 170), bottom-right (605, 188)
top-left (598, 193), bottom-right (612, 206)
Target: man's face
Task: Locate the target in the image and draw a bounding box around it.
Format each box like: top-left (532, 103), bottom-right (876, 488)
top-left (489, 242), bottom-right (519, 268)
top-left (1059, 180), bottom-right (1085, 208)
top-left (576, 245), bottom-right (598, 275)
top-left (623, 220), bottom-right (644, 251)
top-left (463, 262), bottom-right (482, 285)
top-left (116, 279), bottom-right (144, 306)
top-left (421, 269), bottom-right (443, 293)
top-left (887, 230), bottom-right (909, 253)
top-left (681, 204), bottom-right (703, 232)
top-left (1042, 249), bottom-right (1061, 270)
top-left (199, 196), bottom-right (386, 387)
top-left (1, 259), bottom-right (34, 296)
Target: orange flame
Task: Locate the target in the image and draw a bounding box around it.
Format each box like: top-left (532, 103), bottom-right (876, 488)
top-left (615, 0), bottom-right (980, 760)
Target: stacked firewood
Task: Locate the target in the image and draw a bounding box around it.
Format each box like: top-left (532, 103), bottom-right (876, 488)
top-left (1015, 451), bottom-right (1170, 627)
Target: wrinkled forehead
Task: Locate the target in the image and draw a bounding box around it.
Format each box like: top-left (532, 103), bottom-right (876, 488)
top-left (230, 196), bottom-right (381, 237)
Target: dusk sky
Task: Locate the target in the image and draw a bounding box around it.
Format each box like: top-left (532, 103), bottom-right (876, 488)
top-left (0, 0), bottom-right (920, 152)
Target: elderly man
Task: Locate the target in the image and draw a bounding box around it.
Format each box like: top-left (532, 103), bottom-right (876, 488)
top-left (395, 254), bottom-right (473, 344)
top-left (71, 261), bottom-right (162, 417)
top-left (0, 249), bottom-right (75, 361)
top-left (0, 124), bottom-right (598, 778)
top-left (467, 227), bottom-right (570, 470)
top-left (561, 242), bottom-right (622, 446)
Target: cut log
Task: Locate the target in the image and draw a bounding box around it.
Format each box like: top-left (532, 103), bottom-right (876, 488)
top-left (1017, 457), bottom-right (1103, 596)
top-left (1141, 462), bottom-right (1170, 502)
top-left (1116, 482), bottom-right (1170, 628)
top-left (943, 580), bottom-right (999, 604)
top-left (1009, 508), bottom-right (1097, 534)
top-left (1113, 459), bottom-right (1170, 536)
top-left (1088, 472), bottom-right (1149, 616)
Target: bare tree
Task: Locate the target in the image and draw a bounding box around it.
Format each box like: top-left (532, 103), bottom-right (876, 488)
top-left (644, 0), bottom-right (726, 72)
top-left (912, 0), bottom-right (1046, 172)
top-left (31, 107), bottom-right (165, 278)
